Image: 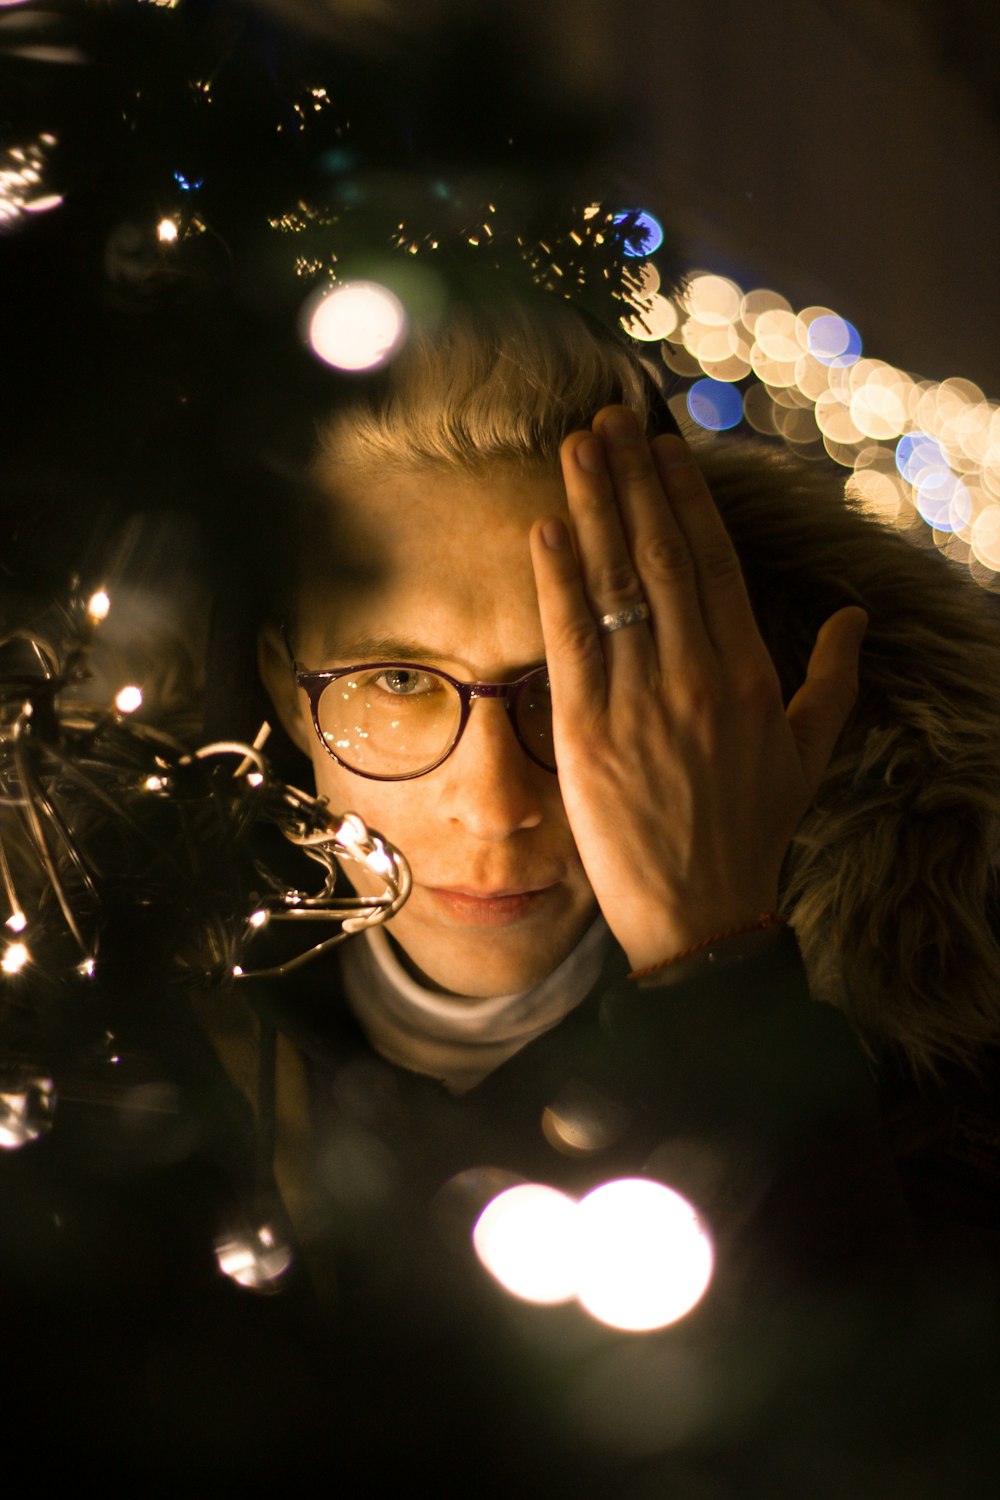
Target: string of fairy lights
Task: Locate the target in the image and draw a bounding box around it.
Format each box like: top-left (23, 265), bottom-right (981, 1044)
top-left (0, 588), bottom-right (411, 998)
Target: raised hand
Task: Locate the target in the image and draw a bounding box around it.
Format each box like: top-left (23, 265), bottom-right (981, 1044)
top-left (528, 407), bottom-right (867, 972)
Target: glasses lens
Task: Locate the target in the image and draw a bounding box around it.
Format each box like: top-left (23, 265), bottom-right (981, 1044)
top-left (316, 667), bottom-right (462, 777)
top-left (514, 668), bottom-right (556, 770)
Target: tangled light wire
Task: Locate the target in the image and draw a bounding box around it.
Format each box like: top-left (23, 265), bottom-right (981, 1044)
top-left (0, 586), bottom-right (411, 991)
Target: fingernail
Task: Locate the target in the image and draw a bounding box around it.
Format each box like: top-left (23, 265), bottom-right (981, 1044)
top-left (541, 518), bottom-right (567, 551)
top-left (600, 410), bottom-right (639, 445)
top-left (575, 437), bottom-right (604, 473)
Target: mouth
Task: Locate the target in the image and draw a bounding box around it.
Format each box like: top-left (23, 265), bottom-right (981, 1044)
top-left (426, 882), bottom-right (562, 927)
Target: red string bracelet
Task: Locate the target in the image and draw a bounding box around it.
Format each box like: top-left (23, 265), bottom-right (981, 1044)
top-left (627, 912), bottom-right (788, 982)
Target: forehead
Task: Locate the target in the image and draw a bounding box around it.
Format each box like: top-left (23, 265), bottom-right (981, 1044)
top-left (296, 464), bottom-right (568, 668)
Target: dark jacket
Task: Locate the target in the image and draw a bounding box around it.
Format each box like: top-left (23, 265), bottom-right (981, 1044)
top-left (2, 927), bottom-right (997, 1496)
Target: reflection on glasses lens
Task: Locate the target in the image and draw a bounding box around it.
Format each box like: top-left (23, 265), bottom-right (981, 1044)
top-left (317, 667), bottom-right (460, 776)
top-left (316, 666), bottom-right (555, 778)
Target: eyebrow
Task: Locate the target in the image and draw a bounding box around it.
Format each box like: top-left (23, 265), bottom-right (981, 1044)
top-left (316, 633), bottom-right (455, 664)
top-left (309, 633), bottom-right (546, 677)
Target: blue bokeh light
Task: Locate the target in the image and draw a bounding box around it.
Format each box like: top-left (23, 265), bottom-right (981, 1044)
top-left (173, 170), bottom-right (204, 192)
top-left (896, 432), bottom-right (948, 485)
top-left (687, 379), bottom-right (744, 431)
top-left (807, 314), bottom-right (861, 367)
top-left (613, 210), bottom-right (664, 258)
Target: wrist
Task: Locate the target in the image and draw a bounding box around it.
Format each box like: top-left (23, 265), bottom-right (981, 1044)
top-left (627, 911), bottom-right (788, 986)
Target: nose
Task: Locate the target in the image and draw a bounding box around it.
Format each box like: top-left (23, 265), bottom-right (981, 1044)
top-left (435, 697), bottom-right (546, 839)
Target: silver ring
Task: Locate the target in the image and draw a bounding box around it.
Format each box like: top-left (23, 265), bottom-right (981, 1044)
top-left (597, 601), bottom-right (650, 634)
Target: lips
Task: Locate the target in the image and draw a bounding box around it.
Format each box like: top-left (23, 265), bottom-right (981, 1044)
top-left (435, 884), bottom-right (553, 899)
top-left (426, 882), bottom-right (563, 927)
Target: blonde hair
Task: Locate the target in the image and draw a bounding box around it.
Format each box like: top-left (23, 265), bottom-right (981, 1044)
top-left (313, 300), bottom-right (1000, 1077)
top-left (314, 295), bottom-right (658, 479)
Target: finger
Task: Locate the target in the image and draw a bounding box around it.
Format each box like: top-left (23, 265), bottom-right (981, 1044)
top-left (529, 515), bottom-right (609, 721)
top-left (648, 434), bottom-right (767, 666)
top-left (558, 430), bottom-right (656, 670)
top-left (589, 408), bottom-right (713, 668)
top-left (785, 607), bottom-right (868, 792)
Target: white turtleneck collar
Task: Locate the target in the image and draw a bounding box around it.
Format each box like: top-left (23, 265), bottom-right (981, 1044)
top-left (339, 916), bottom-right (611, 1093)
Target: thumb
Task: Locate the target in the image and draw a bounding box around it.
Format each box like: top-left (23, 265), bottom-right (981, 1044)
top-left (785, 606), bottom-right (868, 792)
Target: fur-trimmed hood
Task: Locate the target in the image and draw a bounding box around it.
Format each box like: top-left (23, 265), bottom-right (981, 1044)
top-left (701, 439), bottom-right (1000, 1077)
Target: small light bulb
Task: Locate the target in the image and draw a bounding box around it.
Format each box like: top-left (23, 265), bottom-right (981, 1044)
top-left (143, 774), bottom-right (167, 792)
top-left (245, 771), bottom-right (264, 788)
top-left (115, 685), bottom-right (143, 715)
top-left (87, 590), bottom-right (111, 622)
top-left (248, 910), bottom-right (268, 929)
top-left (5, 912), bottom-right (27, 934)
top-left (157, 218), bottom-right (178, 243)
top-left (232, 965), bottom-right (244, 977)
top-left (2, 942), bottom-right (30, 976)
top-left (76, 957), bottom-right (95, 978)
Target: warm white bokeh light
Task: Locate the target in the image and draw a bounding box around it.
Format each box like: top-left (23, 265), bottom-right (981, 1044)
top-left (621, 292), bottom-right (678, 343)
top-left (474, 1177), bottom-right (713, 1330)
top-left (575, 1179), bottom-right (714, 1332)
top-left (156, 217), bottom-right (178, 243)
top-left (0, 1076), bottom-right (55, 1150)
top-left (972, 505), bottom-right (1000, 570)
top-left (115, 685), bottom-right (143, 714)
top-left (215, 1223), bottom-right (293, 1292)
top-left (87, 589), bottom-right (111, 622)
top-left (305, 280), bottom-right (407, 371)
top-left (1, 942), bottom-right (30, 975)
top-left (473, 1184), bottom-right (578, 1306)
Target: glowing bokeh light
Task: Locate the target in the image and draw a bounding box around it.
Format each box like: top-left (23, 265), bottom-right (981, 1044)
top-left (896, 431), bottom-right (948, 485)
top-left (87, 589), bottom-right (111, 622)
top-left (972, 505), bottom-right (1000, 570)
top-left (686, 379), bottom-right (743, 431)
top-left (739, 288), bottom-right (791, 332)
top-left (0, 134), bottom-right (59, 229)
top-left (575, 1179), bottom-right (714, 1332)
top-left (156, 218), bottom-right (178, 243)
top-left (807, 314), bottom-right (862, 366)
top-left (474, 1177), bottom-right (713, 1330)
top-left (1, 941), bottom-right (30, 975)
top-left (305, 281), bottom-right (407, 372)
top-left (850, 380), bottom-right (907, 441)
top-left (115, 685), bottom-right (143, 714)
top-left (613, 210), bottom-right (664, 257)
top-left (621, 293), bottom-right (678, 343)
top-left (685, 273), bottom-right (741, 327)
top-left (915, 471), bottom-right (972, 534)
top-left (0, 1077), bottom-right (55, 1150)
top-left (215, 1223), bottom-right (293, 1292)
top-left (473, 1184), bottom-right (578, 1305)
top-left (753, 309), bottom-right (801, 364)
top-left (5, 911), bottom-right (27, 933)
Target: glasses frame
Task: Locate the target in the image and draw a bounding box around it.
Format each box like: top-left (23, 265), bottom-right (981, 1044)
top-left (291, 655), bottom-right (557, 782)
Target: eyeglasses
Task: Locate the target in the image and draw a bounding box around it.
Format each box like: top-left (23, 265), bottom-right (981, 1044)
top-left (292, 657), bottom-right (557, 782)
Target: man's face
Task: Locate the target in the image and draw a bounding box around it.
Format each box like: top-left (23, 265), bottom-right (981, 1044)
top-left (264, 464), bottom-right (597, 997)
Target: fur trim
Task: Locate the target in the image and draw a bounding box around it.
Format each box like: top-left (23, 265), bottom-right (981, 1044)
top-left (701, 440), bottom-right (1000, 1078)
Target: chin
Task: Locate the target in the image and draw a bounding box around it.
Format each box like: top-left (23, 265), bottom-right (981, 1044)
top-left (391, 919), bottom-right (590, 998)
